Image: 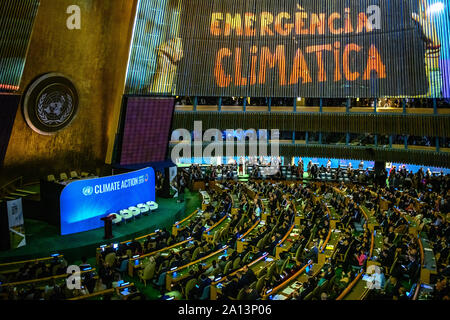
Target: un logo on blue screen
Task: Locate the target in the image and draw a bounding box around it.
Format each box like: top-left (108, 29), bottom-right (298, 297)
top-left (82, 186), bottom-right (93, 196)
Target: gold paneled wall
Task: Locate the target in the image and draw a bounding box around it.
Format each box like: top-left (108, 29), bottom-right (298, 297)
top-left (2, 0), bottom-right (138, 180)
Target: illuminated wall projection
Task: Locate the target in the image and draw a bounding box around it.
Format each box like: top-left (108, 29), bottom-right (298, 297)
top-left (0, 0), bottom-right (40, 92)
top-left (125, 0), bottom-right (449, 98)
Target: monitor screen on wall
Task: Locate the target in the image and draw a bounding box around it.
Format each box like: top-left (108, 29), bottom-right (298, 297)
top-left (125, 0), bottom-right (450, 98)
top-left (118, 97), bottom-right (175, 165)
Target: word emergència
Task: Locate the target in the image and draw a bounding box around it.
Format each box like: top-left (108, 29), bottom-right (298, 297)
top-left (210, 7), bottom-right (386, 87)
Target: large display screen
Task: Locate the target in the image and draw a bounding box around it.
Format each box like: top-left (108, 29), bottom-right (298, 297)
top-left (59, 168), bottom-right (155, 235)
top-left (119, 97), bottom-right (175, 165)
top-left (125, 0), bottom-right (449, 98)
top-left (0, 0), bottom-right (40, 92)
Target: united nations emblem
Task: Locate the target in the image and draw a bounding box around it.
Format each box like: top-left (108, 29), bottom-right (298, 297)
top-left (82, 186), bottom-right (94, 196)
top-left (23, 73), bottom-right (79, 135)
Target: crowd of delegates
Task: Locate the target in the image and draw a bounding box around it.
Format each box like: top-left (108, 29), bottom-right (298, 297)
top-left (183, 162), bottom-right (449, 193)
top-left (0, 255), bottom-right (144, 300)
top-left (179, 163), bottom-right (448, 300)
top-left (181, 160), bottom-right (386, 186)
top-left (97, 180), bottom-right (267, 298)
top-left (1, 256), bottom-right (69, 284)
top-left (1, 160), bottom-right (447, 300)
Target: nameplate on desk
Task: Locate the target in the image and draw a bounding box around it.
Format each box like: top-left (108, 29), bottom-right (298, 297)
top-left (282, 287), bottom-right (295, 295)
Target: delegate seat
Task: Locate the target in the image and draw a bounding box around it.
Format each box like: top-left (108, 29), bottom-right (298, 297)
top-left (120, 209), bottom-right (133, 223)
top-left (128, 206), bottom-right (141, 219)
top-left (137, 203), bottom-right (150, 216)
top-left (60, 173), bottom-right (69, 181)
top-left (109, 213), bottom-right (122, 225)
top-left (139, 262), bottom-right (156, 286)
top-left (146, 201), bottom-right (159, 212)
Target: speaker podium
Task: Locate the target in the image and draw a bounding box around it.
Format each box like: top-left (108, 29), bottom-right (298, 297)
top-left (101, 215), bottom-right (114, 240)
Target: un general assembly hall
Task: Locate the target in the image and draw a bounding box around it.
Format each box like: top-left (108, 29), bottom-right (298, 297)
top-left (0, 0), bottom-right (449, 308)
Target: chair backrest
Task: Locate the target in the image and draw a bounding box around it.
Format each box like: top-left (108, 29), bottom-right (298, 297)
top-left (255, 277), bottom-right (265, 294)
top-left (313, 281), bottom-right (323, 295)
top-left (236, 287), bottom-right (246, 300)
top-left (119, 259), bottom-right (128, 272)
top-left (232, 257), bottom-right (241, 270)
top-left (256, 266), bottom-right (267, 279)
top-left (319, 279), bottom-right (329, 294)
top-left (105, 252), bottom-right (116, 266)
top-left (279, 258), bottom-right (289, 275)
top-left (211, 267), bottom-right (221, 277)
top-left (47, 175), bottom-right (56, 182)
top-left (223, 261), bottom-right (233, 275)
top-left (52, 264), bottom-right (59, 275)
top-left (213, 230), bottom-right (220, 243)
top-left (266, 262), bottom-right (277, 280)
top-left (262, 233), bottom-right (270, 246)
top-left (156, 272), bottom-right (166, 286)
top-left (303, 291), bottom-right (313, 301)
top-left (256, 238), bottom-right (265, 251)
top-left (60, 173), bottom-right (68, 181)
top-left (70, 171), bottom-right (78, 179)
top-left (295, 244), bottom-right (304, 262)
top-left (185, 278), bottom-right (197, 299)
top-left (143, 262), bottom-right (156, 280)
top-left (389, 257), bottom-right (398, 274)
top-left (200, 285), bottom-right (210, 300)
top-left (120, 209), bottom-right (130, 215)
top-left (242, 252), bottom-right (251, 265)
top-left (191, 247), bottom-right (201, 261)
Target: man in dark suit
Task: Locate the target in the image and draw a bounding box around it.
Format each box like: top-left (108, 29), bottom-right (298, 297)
top-left (240, 265), bottom-right (257, 287)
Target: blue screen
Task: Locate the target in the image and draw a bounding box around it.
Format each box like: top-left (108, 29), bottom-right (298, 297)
top-left (60, 167), bottom-right (155, 235)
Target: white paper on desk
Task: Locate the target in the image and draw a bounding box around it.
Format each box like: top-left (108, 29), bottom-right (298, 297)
top-left (282, 287), bottom-right (295, 295)
top-left (424, 248), bottom-right (433, 252)
top-left (272, 294), bottom-right (286, 300)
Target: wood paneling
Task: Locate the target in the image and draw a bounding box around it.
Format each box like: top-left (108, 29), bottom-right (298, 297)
top-left (2, 0), bottom-right (138, 180)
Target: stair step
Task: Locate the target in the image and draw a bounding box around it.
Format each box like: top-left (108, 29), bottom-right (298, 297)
top-left (16, 189), bottom-right (38, 195)
top-left (9, 192), bottom-right (28, 197)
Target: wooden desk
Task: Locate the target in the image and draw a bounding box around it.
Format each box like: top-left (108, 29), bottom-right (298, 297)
top-left (236, 221), bottom-right (265, 253)
top-left (166, 246), bottom-right (229, 291)
top-left (0, 254), bottom-right (64, 275)
top-left (203, 215), bottom-right (230, 243)
top-left (210, 253), bottom-right (270, 300)
top-left (343, 276), bottom-right (370, 300)
top-left (264, 262), bottom-right (321, 300)
top-left (361, 206), bottom-right (378, 232)
top-left (318, 230), bottom-right (341, 265)
top-left (275, 225), bottom-right (298, 259)
top-left (419, 238), bottom-right (437, 284)
top-left (172, 209), bottom-right (200, 236)
top-left (128, 239), bottom-right (191, 277)
top-left (236, 220), bottom-right (261, 253)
